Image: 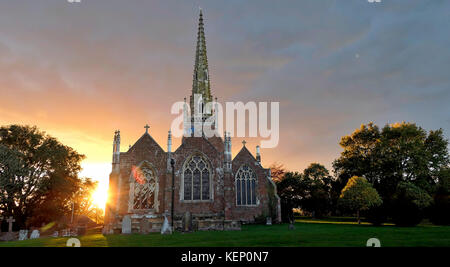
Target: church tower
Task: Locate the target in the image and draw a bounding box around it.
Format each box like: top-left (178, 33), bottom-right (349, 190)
top-left (185, 9), bottom-right (218, 138)
top-left (190, 9), bottom-right (212, 111)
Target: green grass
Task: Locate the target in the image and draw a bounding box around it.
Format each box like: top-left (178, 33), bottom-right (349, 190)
top-left (1, 220), bottom-right (449, 247)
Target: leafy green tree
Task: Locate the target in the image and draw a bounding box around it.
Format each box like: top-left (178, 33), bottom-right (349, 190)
top-left (276, 172), bottom-right (306, 222)
top-left (430, 168), bottom-right (450, 225)
top-left (301, 163), bottom-right (333, 218)
top-left (0, 125), bottom-right (85, 227)
top-left (338, 176), bottom-right (382, 224)
top-left (392, 181), bottom-right (433, 226)
top-left (333, 122), bottom-right (449, 210)
top-left (333, 122), bottom-right (382, 185)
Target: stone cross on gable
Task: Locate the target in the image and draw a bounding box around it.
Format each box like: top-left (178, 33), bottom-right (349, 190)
top-left (242, 140), bottom-right (247, 146)
top-left (7, 216), bottom-right (15, 233)
top-left (144, 124), bottom-right (150, 133)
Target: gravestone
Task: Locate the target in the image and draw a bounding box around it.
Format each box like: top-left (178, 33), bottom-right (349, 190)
top-left (160, 214), bottom-right (172, 235)
top-left (0, 216), bottom-right (16, 241)
top-left (140, 219), bottom-right (151, 234)
top-left (266, 217), bottom-right (272, 225)
top-left (121, 215), bottom-right (132, 234)
top-left (52, 231), bottom-right (59, 237)
top-left (70, 228), bottom-right (78, 236)
top-left (19, 230), bottom-right (28, 241)
top-left (7, 216), bottom-right (15, 233)
top-left (62, 229), bottom-right (70, 237)
top-left (30, 229), bottom-right (40, 239)
top-left (182, 211), bottom-right (192, 232)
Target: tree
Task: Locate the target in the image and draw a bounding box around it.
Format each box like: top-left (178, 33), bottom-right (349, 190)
top-left (338, 176), bottom-right (382, 224)
top-left (0, 125), bottom-right (85, 227)
top-left (392, 181), bottom-right (433, 226)
top-left (333, 122), bottom-right (382, 186)
top-left (276, 172), bottom-right (305, 222)
top-left (270, 162), bottom-right (286, 183)
top-left (333, 122), bottom-right (449, 214)
top-left (301, 163), bottom-right (333, 218)
top-left (430, 168), bottom-right (450, 225)
top-left (72, 178), bottom-right (104, 224)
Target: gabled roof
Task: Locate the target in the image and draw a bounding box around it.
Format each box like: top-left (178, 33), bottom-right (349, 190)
top-left (233, 144), bottom-right (256, 162)
top-left (128, 132), bottom-right (165, 154)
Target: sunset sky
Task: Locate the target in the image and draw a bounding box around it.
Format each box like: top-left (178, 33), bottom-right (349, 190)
top-left (1, 0), bottom-right (449, 204)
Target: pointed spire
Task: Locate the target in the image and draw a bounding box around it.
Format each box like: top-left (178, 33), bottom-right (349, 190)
top-left (191, 9), bottom-right (212, 110)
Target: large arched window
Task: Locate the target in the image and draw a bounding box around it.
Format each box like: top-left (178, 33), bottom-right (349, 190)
top-left (236, 165), bottom-right (257, 206)
top-left (130, 162), bottom-right (158, 211)
top-left (183, 155), bottom-right (211, 201)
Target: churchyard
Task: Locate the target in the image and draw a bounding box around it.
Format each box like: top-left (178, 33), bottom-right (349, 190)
top-left (1, 218), bottom-right (448, 247)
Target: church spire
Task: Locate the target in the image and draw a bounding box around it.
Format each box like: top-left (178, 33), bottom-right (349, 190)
top-left (190, 9), bottom-right (212, 110)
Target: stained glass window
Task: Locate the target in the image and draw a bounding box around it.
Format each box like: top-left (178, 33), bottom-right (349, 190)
top-left (235, 165), bottom-right (257, 206)
top-left (183, 155), bottom-right (211, 201)
top-left (133, 166), bottom-right (157, 210)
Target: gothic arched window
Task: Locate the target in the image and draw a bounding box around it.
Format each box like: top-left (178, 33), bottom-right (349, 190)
top-left (183, 155), bottom-right (211, 201)
top-left (131, 163), bottom-right (158, 210)
top-left (235, 165), bottom-right (257, 206)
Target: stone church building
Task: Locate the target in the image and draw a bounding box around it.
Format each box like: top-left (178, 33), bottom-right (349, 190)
top-left (103, 11), bottom-right (281, 234)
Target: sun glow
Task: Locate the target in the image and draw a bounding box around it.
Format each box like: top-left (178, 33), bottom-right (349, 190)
top-left (79, 162), bottom-right (111, 210)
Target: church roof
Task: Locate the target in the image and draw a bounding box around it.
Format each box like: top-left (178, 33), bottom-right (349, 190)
top-left (234, 143), bottom-right (257, 162)
top-left (128, 132), bottom-right (165, 154)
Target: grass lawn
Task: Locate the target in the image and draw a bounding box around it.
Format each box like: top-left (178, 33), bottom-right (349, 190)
top-left (1, 219), bottom-right (449, 247)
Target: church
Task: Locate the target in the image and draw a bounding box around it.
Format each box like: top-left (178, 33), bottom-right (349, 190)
top-left (103, 11), bottom-right (281, 234)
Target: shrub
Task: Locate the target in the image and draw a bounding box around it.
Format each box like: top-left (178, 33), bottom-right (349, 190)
top-left (430, 169), bottom-right (450, 225)
top-left (364, 205), bottom-right (388, 226)
top-left (430, 193), bottom-right (450, 225)
top-left (392, 182), bottom-right (433, 226)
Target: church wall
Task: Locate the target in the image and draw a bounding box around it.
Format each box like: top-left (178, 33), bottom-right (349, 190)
top-left (116, 134), bottom-right (168, 216)
top-left (170, 137), bottom-right (225, 218)
top-left (228, 150), bottom-right (272, 222)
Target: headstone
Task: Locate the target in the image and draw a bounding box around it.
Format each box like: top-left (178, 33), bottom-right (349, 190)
top-left (52, 231), bottom-right (59, 237)
top-left (140, 219), bottom-right (151, 234)
top-left (30, 229), bottom-right (40, 239)
top-left (182, 211), bottom-right (192, 232)
top-left (70, 228), bottom-right (78, 236)
top-left (121, 215), bottom-right (132, 234)
top-left (62, 229), bottom-right (71, 237)
top-left (160, 214), bottom-right (172, 235)
top-left (266, 217), bottom-right (272, 225)
top-left (7, 216), bottom-right (15, 233)
top-left (19, 230), bottom-right (28, 241)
